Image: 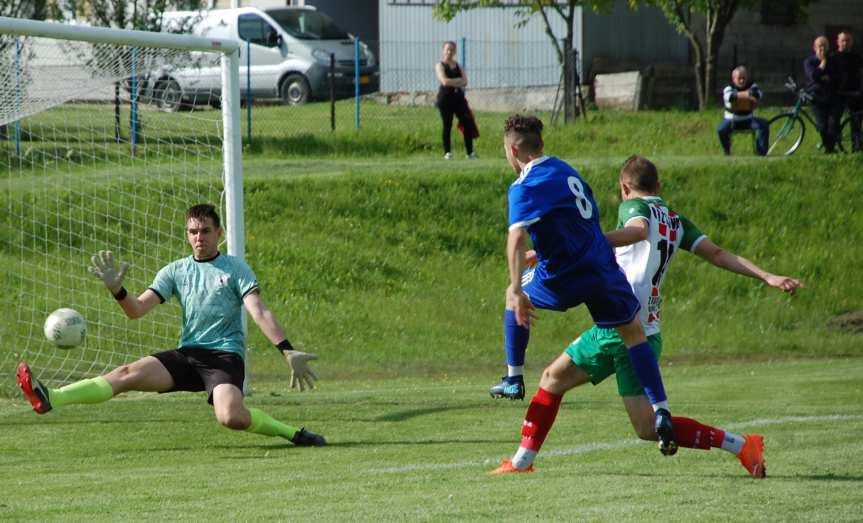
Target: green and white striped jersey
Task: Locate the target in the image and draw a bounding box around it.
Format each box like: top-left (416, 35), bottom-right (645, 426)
top-left (615, 196), bottom-right (706, 336)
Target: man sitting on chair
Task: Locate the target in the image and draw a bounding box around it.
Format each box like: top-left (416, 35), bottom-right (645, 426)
top-left (717, 66), bottom-right (769, 156)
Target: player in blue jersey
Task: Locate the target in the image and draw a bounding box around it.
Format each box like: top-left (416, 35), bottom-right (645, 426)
top-left (17, 204), bottom-right (325, 446)
top-left (489, 115), bottom-right (678, 460)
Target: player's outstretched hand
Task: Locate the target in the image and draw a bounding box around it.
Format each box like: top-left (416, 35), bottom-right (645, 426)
top-left (88, 250), bottom-right (129, 293)
top-left (765, 274), bottom-right (804, 294)
top-left (284, 350), bottom-right (319, 392)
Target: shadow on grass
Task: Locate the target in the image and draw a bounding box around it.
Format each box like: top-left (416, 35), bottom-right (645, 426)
top-left (373, 406), bottom-right (468, 422)
top-left (211, 437), bottom-right (513, 455)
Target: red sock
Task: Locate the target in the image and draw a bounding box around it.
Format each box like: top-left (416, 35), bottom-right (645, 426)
top-left (520, 387), bottom-right (563, 451)
top-left (671, 416), bottom-right (725, 450)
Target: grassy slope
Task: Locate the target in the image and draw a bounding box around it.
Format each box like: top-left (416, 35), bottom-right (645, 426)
top-left (237, 153), bottom-right (863, 379)
top-left (3, 106), bottom-right (862, 379)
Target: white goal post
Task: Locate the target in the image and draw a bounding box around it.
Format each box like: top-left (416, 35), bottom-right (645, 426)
top-left (0, 17), bottom-right (248, 390)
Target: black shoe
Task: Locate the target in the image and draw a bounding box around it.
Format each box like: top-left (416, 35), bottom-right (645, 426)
top-left (290, 427), bottom-right (326, 447)
top-left (489, 375), bottom-right (525, 400)
top-left (655, 408), bottom-right (678, 456)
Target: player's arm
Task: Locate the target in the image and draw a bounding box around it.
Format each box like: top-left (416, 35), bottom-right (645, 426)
top-left (243, 289), bottom-right (319, 391)
top-left (88, 250), bottom-right (160, 319)
top-left (693, 238), bottom-right (804, 294)
top-left (506, 226), bottom-right (537, 327)
top-left (605, 217), bottom-right (649, 248)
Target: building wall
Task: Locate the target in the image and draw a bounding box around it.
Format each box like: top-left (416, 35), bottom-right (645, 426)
top-left (306, 0), bottom-right (379, 60)
top-left (378, 0), bottom-right (574, 92)
top-left (582, 0), bottom-right (688, 79)
top-left (721, 0), bottom-right (863, 86)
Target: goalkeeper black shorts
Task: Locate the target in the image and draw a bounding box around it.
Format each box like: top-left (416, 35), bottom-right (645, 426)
top-left (152, 348), bottom-right (245, 405)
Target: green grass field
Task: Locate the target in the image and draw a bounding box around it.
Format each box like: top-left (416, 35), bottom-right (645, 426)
top-left (1, 360), bottom-right (861, 521)
top-left (2, 104), bottom-right (863, 520)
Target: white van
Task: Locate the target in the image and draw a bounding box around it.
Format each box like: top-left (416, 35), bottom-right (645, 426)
top-left (147, 6), bottom-right (378, 110)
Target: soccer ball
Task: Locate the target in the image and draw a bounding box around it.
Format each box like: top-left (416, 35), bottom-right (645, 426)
top-left (43, 308), bottom-right (86, 348)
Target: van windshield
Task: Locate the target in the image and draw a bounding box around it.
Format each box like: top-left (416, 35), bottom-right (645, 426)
top-left (266, 9), bottom-right (349, 40)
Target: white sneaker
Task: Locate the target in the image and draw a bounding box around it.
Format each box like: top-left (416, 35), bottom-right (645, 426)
top-left (443, 152), bottom-right (453, 160)
top-left (466, 152), bottom-right (478, 160)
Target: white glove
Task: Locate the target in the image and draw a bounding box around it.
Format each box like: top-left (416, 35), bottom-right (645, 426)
top-left (88, 250), bottom-right (129, 293)
top-left (283, 350), bottom-right (319, 392)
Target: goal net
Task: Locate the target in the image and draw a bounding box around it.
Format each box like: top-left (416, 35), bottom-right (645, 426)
top-left (0, 17), bottom-right (243, 392)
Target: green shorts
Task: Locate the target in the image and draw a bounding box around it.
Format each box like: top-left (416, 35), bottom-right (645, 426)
top-left (564, 326), bottom-right (662, 397)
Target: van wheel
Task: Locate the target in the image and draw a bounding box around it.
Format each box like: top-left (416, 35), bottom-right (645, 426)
top-left (155, 79), bottom-right (184, 112)
top-left (280, 74), bottom-right (310, 105)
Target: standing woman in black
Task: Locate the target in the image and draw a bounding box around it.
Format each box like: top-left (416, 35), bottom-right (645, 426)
top-left (435, 40), bottom-right (477, 160)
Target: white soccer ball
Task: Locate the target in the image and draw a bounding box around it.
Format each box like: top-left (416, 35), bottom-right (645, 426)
top-left (43, 308), bottom-right (86, 348)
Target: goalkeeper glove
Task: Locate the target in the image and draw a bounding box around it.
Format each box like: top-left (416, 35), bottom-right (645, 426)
top-left (278, 341), bottom-right (319, 392)
top-left (88, 250), bottom-right (129, 294)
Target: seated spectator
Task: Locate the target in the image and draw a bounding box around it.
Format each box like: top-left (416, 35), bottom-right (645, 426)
top-left (804, 35), bottom-right (844, 153)
top-left (717, 66), bottom-right (769, 156)
top-left (834, 30), bottom-right (862, 152)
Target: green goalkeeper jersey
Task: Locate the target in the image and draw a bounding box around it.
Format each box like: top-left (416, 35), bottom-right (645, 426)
top-left (615, 196), bottom-right (706, 336)
top-left (149, 253), bottom-right (259, 358)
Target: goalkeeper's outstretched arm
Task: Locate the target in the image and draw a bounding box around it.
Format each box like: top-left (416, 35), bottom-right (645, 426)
top-left (88, 250), bottom-right (160, 319)
top-left (243, 290), bottom-right (319, 392)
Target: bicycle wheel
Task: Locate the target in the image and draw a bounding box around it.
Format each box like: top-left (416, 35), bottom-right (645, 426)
top-left (766, 113), bottom-right (805, 156)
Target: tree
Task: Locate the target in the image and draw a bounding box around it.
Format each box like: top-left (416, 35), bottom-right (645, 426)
top-left (634, 0), bottom-right (812, 110)
top-left (433, 0), bottom-right (613, 122)
top-left (57, 0), bottom-right (202, 30)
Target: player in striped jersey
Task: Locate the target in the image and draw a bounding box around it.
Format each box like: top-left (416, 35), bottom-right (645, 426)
top-left (491, 155), bottom-right (802, 476)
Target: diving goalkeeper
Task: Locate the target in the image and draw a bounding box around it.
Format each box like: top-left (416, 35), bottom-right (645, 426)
top-left (17, 204), bottom-right (326, 447)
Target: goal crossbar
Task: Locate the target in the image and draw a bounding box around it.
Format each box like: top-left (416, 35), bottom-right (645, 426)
top-left (0, 16), bottom-right (239, 54)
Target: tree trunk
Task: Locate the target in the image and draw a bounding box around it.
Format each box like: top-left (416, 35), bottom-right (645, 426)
top-left (687, 34), bottom-right (706, 110)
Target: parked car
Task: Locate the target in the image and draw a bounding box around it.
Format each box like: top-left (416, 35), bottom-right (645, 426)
top-left (140, 6), bottom-right (379, 110)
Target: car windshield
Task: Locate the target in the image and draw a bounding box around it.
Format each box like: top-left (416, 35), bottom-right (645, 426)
top-left (266, 9), bottom-right (349, 40)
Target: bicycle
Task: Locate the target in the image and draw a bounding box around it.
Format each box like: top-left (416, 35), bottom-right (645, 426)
top-left (765, 77), bottom-right (817, 156)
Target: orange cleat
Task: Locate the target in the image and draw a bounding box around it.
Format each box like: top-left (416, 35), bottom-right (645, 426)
top-left (17, 362), bottom-right (52, 414)
top-left (489, 460), bottom-right (534, 475)
top-left (737, 434), bottom-right (767, 479)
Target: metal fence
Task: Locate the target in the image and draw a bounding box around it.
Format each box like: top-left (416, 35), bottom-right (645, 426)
top-left (232, 37), bottom-right (563, 144)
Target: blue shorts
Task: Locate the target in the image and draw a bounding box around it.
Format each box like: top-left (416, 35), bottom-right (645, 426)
top-left (521, 266), bottom-right (640, 328)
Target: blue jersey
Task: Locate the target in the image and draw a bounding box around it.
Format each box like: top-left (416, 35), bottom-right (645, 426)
top-left (149, 253), bottom-right (259, 358)
top-left (508, 156), bottom-right (615, 281)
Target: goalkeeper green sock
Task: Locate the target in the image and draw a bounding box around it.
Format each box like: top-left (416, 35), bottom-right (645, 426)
top-left (246, 407), bottom-right (300, 439)
top-left (50, 376), bottom-right (114, 408)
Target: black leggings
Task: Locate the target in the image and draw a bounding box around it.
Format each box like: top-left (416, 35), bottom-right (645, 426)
top-left (812, 97), bottom-right (845, 153)
top-left (438, 95), bottom-right (474, 155)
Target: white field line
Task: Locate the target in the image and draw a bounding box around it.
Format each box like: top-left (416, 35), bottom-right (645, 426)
top-left (371, 414), bottom-right (863, 474)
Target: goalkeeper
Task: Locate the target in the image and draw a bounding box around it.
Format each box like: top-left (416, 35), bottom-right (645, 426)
top-left (17, 204), bottom-right (325, 447)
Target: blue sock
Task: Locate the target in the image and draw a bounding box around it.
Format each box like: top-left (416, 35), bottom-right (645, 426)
top-left (627, 341), bottom-right (667, 405)
top-left (504, 309), bottom-right (530, 371)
